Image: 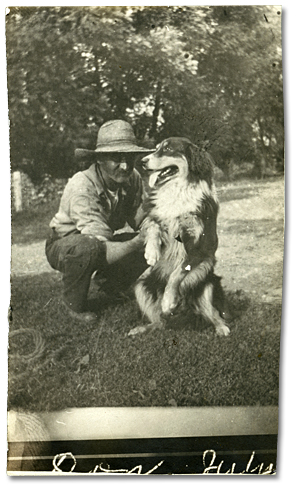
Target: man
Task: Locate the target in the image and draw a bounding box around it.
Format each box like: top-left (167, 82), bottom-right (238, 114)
top-left (45, 120), bottom-right (153, 322)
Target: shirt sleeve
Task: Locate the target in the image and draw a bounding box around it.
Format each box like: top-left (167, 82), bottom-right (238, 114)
top-left (68, 176), bottom-right (114, 241)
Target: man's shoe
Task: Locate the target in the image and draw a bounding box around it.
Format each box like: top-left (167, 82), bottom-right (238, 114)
top-left (62, 300), bottom-right (97, 322)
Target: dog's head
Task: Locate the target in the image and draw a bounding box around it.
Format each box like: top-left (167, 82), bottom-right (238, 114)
top-left (141, 137), bottom-right (214, 188)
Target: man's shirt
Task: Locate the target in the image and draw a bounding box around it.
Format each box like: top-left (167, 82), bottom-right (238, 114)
top-left (50, 164), bottom-right (144, 240)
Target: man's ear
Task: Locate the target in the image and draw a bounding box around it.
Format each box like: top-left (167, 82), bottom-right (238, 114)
top-left (186, 143), bottom-right (214, 186)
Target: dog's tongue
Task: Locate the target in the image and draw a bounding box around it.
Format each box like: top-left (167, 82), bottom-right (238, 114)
top-left (149, 171), bottom-right (160, 188)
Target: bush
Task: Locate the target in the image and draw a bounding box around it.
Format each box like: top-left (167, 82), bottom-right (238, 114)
top-left (12, 172), bottom-right (67, 211)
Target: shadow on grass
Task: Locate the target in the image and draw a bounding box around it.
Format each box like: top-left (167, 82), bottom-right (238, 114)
top-left (8, 272), bottom-right (281, 412)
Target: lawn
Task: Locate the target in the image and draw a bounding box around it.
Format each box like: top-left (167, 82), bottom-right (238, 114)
top-left (8, 177), bottom-right (284, 412)
top-left (11, 197), bottom-right (61, 245)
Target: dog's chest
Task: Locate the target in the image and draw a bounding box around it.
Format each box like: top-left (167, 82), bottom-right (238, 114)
top-left (149, 181), bottom-right (207, 224)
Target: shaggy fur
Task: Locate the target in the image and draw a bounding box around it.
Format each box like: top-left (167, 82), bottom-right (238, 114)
top-left (128, 137), bottom-right (230, 337)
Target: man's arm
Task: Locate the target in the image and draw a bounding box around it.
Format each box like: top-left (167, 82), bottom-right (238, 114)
top-left (68, 172), bottom-right (145, 264)
top-left (103, 233), bottom-right (144, 265)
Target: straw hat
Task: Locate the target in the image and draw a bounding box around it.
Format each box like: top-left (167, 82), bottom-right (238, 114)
top-left (75, 120), bottom-right (153, 160)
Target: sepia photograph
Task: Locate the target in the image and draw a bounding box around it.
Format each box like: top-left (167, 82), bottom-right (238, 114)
top-left (6, 4), bottom-right (284, 475)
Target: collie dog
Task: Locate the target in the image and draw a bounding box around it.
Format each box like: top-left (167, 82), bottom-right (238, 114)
top-left (128, 137), bottom-right (230, 337)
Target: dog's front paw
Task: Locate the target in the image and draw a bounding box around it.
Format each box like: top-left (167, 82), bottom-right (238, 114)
top-left (144, 243), bottom-right (161, 266)
top-left (215, 323), bottom-right (230, 337)
top-left (161, 289), bottom-right (179, 316)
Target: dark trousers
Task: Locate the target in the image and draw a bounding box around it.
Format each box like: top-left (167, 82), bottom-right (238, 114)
top-left (45, 231), bottom-right (147, 312)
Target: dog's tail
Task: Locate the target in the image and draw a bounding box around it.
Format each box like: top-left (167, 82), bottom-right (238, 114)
top-left (178, 257), bottom-right (215, 294)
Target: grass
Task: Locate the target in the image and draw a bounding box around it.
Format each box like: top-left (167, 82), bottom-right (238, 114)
top-left (8, 272), bottom-right (281, 411)
top-left (11, 197), bottom-right (61, 245)
top-left (9, 177), bottom-right (283, 411)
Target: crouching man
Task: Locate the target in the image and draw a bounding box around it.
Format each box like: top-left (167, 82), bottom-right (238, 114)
top-left (45, 120), bottom-right (153, 322)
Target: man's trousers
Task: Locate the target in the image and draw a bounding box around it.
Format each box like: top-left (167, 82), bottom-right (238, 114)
top-left (45, 231), bottom-right (147, 313)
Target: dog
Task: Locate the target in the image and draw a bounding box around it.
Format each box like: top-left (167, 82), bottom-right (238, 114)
top-left (128, 137), bottom-right (230, 337)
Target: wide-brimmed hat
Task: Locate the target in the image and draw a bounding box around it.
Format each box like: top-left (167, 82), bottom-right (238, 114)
top-left (75, 120), bottom-right (154, 160)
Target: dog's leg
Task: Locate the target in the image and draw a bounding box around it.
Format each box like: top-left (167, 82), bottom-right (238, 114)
top-left (144, 221), bottom-right (162, 266)
top-left (193, 283), bottom-right (230, 336)
top-left (179, 258), bottom-right (215, 293)
top-left (161, 264), bottom-right (187, 316)
top-left (128, 280), bottom-right (164, 336)
top-left (161, 257), bottom-right (215, 317)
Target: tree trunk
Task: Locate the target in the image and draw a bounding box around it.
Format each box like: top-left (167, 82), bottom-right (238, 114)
top-left (260, 155), bottom-right (266, 179)
top-left (256, 117), bottom-right (268, 179)
top-left (92, 48), bottom-right (101, 94)
top-left (13, 171), bottom-right (22, 212)
top-left (149, 81), bottom-right (162, 139)
top-left (223, 159), bottom-right (234, 181)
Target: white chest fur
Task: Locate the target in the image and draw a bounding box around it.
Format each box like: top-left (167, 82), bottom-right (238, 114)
top-left (144, 178), bottom-right (218, 267)
top-left (149, 179), bottom-right (215, 222)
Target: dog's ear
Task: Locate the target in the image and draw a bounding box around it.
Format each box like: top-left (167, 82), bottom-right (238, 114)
top-left (186, 143), bottom-right (214, 186)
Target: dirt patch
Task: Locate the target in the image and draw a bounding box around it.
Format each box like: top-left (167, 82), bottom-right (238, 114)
top-left (215, 178), bottom-right (284, 307)
top-left (11, 241), bottom-right (54, 277)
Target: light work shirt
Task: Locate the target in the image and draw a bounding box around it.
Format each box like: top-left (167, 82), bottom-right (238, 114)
top-left (49, 164), bottom-right (144, 241)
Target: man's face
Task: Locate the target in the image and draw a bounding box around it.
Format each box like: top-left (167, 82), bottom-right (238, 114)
top-left (99, 153), bottom-right (137, 188)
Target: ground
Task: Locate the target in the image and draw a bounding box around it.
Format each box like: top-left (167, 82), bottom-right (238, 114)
top-left (9, 177), bottom-right (284, 411)
top-left (216, 178), bottom-right (284, 305)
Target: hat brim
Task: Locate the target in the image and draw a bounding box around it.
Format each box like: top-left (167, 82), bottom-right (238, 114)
top-left (75, 145), bottom-right (154, 160)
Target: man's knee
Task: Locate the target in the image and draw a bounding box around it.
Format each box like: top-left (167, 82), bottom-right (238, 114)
top-left (47, 234), bottom-right (107, 275)
top-left (65, 235), bottom-right (107, 273)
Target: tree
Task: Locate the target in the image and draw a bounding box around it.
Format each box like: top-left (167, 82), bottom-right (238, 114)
top-left (192, 6), bottom-right (283, 176)
top-left (6, 6), bottom-right (283, 180)
top-left (121, 5), bottom-right (284, 176)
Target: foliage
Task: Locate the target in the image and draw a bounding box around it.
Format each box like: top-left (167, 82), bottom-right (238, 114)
top-left (6, 6), bottom-right (283, 180)
top-left (13, 173), bottom-right (67, 208)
